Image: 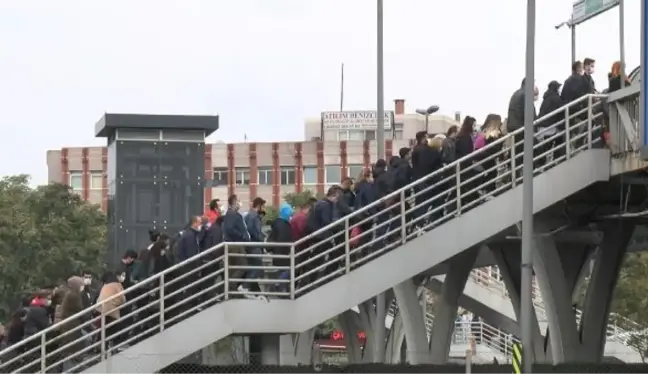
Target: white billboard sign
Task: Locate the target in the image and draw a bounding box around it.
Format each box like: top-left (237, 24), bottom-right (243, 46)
top-left (321, 110), bottom-right (394, 130)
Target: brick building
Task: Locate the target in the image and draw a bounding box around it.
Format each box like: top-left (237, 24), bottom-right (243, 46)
top-left (46, 99), bottom-right (460, 212)
top-left (47, 139), bottom-right (421, 212)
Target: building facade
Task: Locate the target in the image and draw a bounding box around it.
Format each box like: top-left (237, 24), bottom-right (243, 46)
top-left (304, 99), bottom-right (460, 141)
top-left (47, 139), bottom-right (423, 212)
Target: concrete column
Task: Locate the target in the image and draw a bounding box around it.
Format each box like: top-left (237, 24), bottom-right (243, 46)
top-left (393, 279), bottom-right (430, 364)
top-left (490, 244), bottom-right (546, 362)
top-left (429, 247), bottom-right (478, 364)
top-left (260, 334), bottom-right (281, 365)
top-left (580, 223), bottom-right (634, 361)
top-left (532, 222), bottom-right (580, 363)
top-left (279, 330), bottom-right (315, 366)
top-left (385, 308), bottom-right (406, 363)
top-left (338, 310), bottom-right (364, 363)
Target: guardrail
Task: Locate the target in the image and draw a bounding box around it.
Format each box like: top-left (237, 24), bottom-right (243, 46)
top-left (0, 94), bottom-right (605, 373)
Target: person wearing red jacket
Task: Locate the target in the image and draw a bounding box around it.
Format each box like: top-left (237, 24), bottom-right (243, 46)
top-left (204, 199), bottom-right (221, 225)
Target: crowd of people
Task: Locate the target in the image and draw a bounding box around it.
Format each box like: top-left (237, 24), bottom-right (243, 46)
top-left (0, 57), bottom-right (626, 372)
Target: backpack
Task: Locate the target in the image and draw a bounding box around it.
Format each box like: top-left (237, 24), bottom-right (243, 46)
top-left (442, 138), bottom-right (457, 164)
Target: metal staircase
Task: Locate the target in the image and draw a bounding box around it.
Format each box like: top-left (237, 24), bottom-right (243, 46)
top-left (0, 94), bottom-right (610, 373)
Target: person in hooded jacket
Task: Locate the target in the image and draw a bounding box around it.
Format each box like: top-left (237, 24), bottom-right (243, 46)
top-left (267, 203), bottom-right (294, 291)
top-left (536, 81), bottom-right (566, 167)
top-left (22, 291), bottom-right (52, 372)
top-left (59, 276), bottom-right (86, 371)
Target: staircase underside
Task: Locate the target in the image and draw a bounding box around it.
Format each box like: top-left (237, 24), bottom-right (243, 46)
top-left (85, 149), bottom-right (611, 373)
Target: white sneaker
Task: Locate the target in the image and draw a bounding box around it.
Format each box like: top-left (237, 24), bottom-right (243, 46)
top-left (238, 285), bottom-right (257, 299)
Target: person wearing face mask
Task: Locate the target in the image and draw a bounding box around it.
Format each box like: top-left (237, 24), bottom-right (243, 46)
top-left (176, 216), bottom-right (205, 308)
top-left (80, 271), bottom-right (98, 310)
top-left (223, 194), bottom-right (251, 294)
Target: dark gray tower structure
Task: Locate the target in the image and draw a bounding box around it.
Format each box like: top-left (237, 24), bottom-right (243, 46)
top-left (95, 113), bottom-right (219, 266)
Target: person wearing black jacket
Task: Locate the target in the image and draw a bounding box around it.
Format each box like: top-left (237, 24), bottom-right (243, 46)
top-left (561, 61), bottom-right (586, 104)
top-left (387, 155), bottom-right (410, 241)
top-left (455, 117), bottom-right (478, 212)
top-left (372, 160), bottom-right (393, 252)
top-left (223, 195), bottom-right (251, 293)
top-left (305, 187), bottom-right (340, 283)
top-left (411, 131), bottom-right (443, 228)
top-left (537, 81), bottom-right (566, 167)
top-left (352, 168), bottom-right (375, 257)
top-left (177, 216), bottom-right (203, 308)
top-left (337, 177), bottom-right (356, 217)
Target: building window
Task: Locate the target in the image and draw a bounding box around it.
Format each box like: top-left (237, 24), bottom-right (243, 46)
top-left (213, 168), bottom-right (229, 186)
top-left (347, 164), bottom-right (364, 179)
top-left (325, 165), bottom-right (341, 184)
top-left (90, 171), bottom-right (103, 189)
top-left (303, 166), bottom-right (318, 184)
top-left (69, 171), bottom-right (82, 190)
top-left (280, 167), bottom-right (296, 185)
top-left (258, 167), bottom-right (273, 185)
top-left (394, 130), bottom-right (404, 140)
top-left (336, 130), bottom-right (375, 141)
top-left (235, 168), bottom-right (250, 186)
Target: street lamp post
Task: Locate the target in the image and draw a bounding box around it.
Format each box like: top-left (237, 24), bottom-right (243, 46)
top-left (415, 105), bottom-right (440, 134)
top-left (374, 0), bottom-right (387, 365)
top-left (555, 20), bottom-right (576, 64)
top-left (521, 0), bottom-right (536, 372)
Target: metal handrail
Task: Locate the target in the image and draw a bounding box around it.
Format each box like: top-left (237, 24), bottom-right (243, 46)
top-left (0, 94), bottom-right (606, 372)
top-left (469, 266), bottom-right (644, 344)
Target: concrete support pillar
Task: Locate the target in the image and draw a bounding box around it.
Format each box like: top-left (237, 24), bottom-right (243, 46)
top-left (260, 334), bottom-right (281, 365)
top-left (580, 223), bottom-right (634, 361)
top-left (385, 308), bottom-right (406, 363)
top-left (532, 221), bottom-right (581, 363)
top-left (429, 247), bottom-right (479, 364)
top-left (279, 330), bottom-right (315, 366)
top-left (393, 279), bottom-right (430, 364)
top-left (490, 243), bottom-right (546, 362)
top-left (338, 310), bottom-right (365, 363)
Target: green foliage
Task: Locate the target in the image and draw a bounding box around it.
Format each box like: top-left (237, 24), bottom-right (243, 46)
top-left (0, 175), bottom-right (107, 321)
top-left (315, 318), bottom-right (338, 337)
top-left (263, 190), bottom-right (322, 225)
top-left (612, 252), bottom-right (648, 362)
top-left (284, 190), bottom-right (322, 208)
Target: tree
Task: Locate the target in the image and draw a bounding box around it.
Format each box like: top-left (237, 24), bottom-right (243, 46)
top-left (0, 175), bottom-right (107, 321)
top-left (284, 190), bottom-right (322, 208)
top-left (611, 252), bottom-right (648, 362)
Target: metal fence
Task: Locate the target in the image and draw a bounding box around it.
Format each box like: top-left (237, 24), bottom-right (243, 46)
top-left (0, 94), bottom-right (605, 373)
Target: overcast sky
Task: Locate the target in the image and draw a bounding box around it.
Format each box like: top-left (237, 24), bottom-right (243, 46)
top-left (0, 0), bottom-right (641, 185)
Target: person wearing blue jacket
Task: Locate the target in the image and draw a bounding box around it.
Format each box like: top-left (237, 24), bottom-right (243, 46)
top-left (223, 194), bottom-right (251, 294)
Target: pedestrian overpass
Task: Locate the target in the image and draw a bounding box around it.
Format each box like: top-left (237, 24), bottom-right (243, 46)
top-left (1, 90), bottom-right (647, 372)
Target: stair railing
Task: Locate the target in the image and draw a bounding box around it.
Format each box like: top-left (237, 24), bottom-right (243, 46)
top-left (0, 94), bottom-right (605, 373)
